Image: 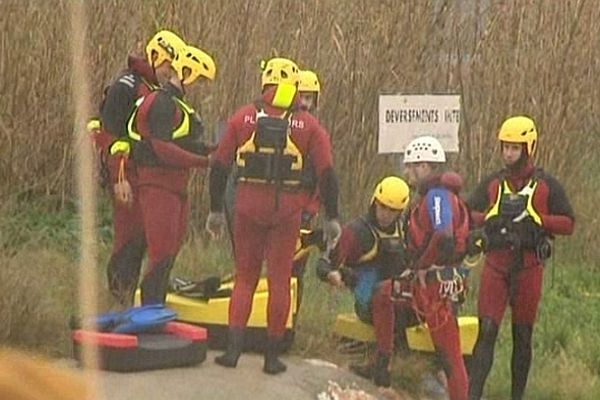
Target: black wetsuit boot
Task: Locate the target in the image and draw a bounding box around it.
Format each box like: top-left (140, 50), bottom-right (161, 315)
top-left (511, 324), bottom-right (533, 400)
top-left (263, 336), bottom-right (287, 375)
top-left (215, 328), bottom-right (244, 368)
top-left (468, 318), bottom-right (499, 400)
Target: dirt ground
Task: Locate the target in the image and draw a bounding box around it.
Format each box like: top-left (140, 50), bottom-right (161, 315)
top-left (72, 350), bottom-right (414, 400)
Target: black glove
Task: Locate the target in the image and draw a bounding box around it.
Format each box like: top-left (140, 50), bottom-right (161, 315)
top-left (300, 229), bottom-right (325, 251)
top-left (536, 238), bottom-right (552, 261)
top-left (483, 216), bottom-right (512, 250)
top-left (514, 217), bottom-right (545, 249)
top-left (391, 269), bottom-right (414, 301)
top-left (340, 268), bottom-right (357, 288)
top-left (483, 216), bottom-right (506, 236)
top-left (316, 256), bottom-right (334, 282)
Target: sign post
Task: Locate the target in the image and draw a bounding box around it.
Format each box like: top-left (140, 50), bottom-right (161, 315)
top-left (378, 94), bottom-right (461, 154)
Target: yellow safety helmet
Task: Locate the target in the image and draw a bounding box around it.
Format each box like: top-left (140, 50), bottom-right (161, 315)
top-left (171, 45), bottom-right (217, 85)
top-left (371, 176), bottom-right (410, 211)
top-left (145, 30), bottom-right (186, 68)
top-left (260, 57), bottom-right (300, 88)
top-left (298, 70), bottom-right (320, 93)
top-left (497, 115), bottom-right (538, 156)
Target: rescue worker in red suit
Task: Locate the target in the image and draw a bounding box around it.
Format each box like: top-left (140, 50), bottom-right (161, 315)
top-left (467, 116), bottom-right (575, 400)
top-left (317, 176), bottom-right (412, 387)
top-left (403, 136), bottom-right (470, 400)
top-left (125, 45), bottom-right (216, 305)
top-left (92, 30), bottom-right (186, 305)
top-left (291, 69), bottom-right (324, 310)
top-left (206, 57), bottom-right (341, 375)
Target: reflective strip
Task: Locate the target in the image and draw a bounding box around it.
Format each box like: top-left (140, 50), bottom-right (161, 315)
top-left (484, 181), bottom-right (504, 220)
top-left (127, 107), bottom-right (142, 141)
top-left (524, 181), bottom-right (542, 224)
top-left (172, 97), bottom-right (193, 139)
top-left (118, 74), bottom-right (135, 88)
top-left (127, 96), bottom-right (146, 141)
top-left (235, 132), bottom-right (257, 168)
top-left (485, 178), bottom-right (541, 224)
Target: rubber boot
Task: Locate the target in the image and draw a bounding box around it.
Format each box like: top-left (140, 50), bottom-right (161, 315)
top-left (468, 318), bottom-right (499, 400)
top-left (511, 324), bottom-right (533, 400)
top-left (263, 337), bottom-right (287, 375)
top-left (140, 257), bottom-right (175, 305)
top-left (107, 237), bottom-right (145, 306)
top-left (394, 309), bottom-right (414, 359)
top-left (372, 352), bottom-right (391, 388)
top-left (215, 328), bottom-right (245, 368)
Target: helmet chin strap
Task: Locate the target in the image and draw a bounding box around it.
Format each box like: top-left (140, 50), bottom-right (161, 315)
top-left (169, 74), bottom-right (185, 94)
top-left (151, 59), bottom-right (157, 78)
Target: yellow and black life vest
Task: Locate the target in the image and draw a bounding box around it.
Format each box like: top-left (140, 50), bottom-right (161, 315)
top-left (127, 95), bottom-right (195, 142)
top-left (357, 219), bottom-right (405, 263)
top-left (346, 216), bottom-right (407, 279)
top-left (485, 177), bottom-right (542, 225)
top-left (235, 109), bottom-right (304, 187)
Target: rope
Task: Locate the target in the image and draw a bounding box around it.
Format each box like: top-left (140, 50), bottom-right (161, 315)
top-left (395, 268), bottom-right (464, 333)
top-left (117, 157), bottom-right (126, 186)
top-left (410, 289), bottom-right (451, 333)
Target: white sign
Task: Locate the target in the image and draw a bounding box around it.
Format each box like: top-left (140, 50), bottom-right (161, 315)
top-left (378, 94), bottom-right (461, 153)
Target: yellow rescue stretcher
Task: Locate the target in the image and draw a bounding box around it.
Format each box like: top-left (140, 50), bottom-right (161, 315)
top-left (333, 313), bottom-right (479, 355)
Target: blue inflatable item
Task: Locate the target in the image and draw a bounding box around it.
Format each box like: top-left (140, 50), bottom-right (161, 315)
top-left (94, 310), bottom-right (123, 331)
top-left (94, 305), bottom-right (177, 334)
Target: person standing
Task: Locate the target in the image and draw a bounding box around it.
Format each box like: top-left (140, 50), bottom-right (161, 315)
top-left (206, 57), bottom-right (341, 375)
top-left (403, 136), bottom-right (470, 400)
top-left (292, 68), bottom-right (323, 310)
top-left (467, 116), bottom-right (575, 400)
top-left (127, 44), bottom-right (216, 305)
top-left (98, 30), bottom-right (186, 306)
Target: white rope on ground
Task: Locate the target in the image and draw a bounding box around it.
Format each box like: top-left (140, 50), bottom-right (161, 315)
top-left (70, 1), bottom-right (100, 398)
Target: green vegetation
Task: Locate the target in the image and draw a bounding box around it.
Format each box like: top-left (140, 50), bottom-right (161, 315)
top-left (1, 204), bottom-right (599, 398)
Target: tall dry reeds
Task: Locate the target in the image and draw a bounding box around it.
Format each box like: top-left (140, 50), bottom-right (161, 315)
top-left (1, 0), bottom-right (598, 258)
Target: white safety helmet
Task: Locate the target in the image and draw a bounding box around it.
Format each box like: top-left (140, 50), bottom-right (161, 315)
top-left (403, 136), bottom-right (446, 163)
